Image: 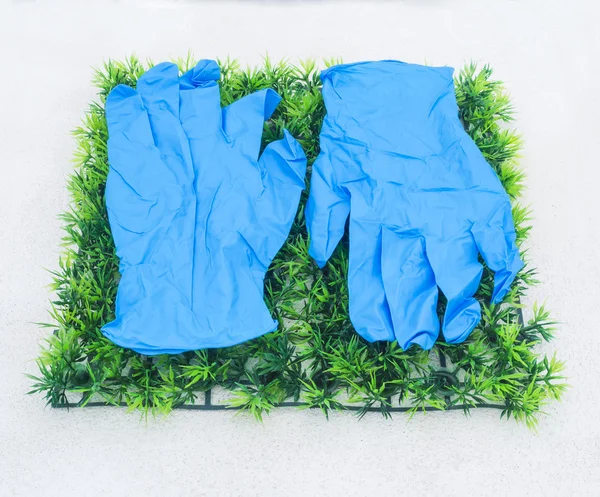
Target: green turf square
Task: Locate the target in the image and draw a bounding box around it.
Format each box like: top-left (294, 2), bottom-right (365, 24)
top-left (29, 55), bottom-right (566, 428)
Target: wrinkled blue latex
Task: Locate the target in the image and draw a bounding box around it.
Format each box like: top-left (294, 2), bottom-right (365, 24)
top-left (102, 60), bottom-right (307, 355)
top-left (306, 61), bottom-right (523, 350)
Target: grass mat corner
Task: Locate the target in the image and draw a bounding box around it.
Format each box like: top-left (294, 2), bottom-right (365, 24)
top-left (28, 55), bottom-right (567, 429)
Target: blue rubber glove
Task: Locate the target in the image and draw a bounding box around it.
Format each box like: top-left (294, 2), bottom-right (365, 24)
top-left (102, 61), bottom-right (306, 355)
top-left (306, 61), bottom-right (523, 350)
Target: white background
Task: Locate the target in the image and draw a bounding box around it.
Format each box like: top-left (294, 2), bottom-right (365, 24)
top-left (1, 1), bottom-right (599, 495)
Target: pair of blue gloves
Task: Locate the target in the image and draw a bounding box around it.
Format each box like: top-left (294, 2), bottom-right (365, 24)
top-left (103, 59), bottom-right (522, 355)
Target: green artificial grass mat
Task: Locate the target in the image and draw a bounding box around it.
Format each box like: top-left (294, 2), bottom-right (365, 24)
top-left (28, 55), bottom-right (567, 428)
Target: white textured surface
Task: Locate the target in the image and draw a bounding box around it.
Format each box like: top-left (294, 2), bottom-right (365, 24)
top-left (1, 1), bottom-right (599, 496)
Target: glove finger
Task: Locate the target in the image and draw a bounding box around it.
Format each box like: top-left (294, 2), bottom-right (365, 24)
top-left (137, 62), bottom-right (181, 117)
top-left (426, 233), bottom-right (483, 344)
top-left (347, 221), bottom-right (395, 343)
top-left (306, 148), bottom-right (351, 268)
top-left (240, 130), bottom-right (307, 267)
top-left (179, 60), bottom-right (222, 140)
top-left (222, 88), bottom-right (281, 160)
top-left (380, 228), bottom-right (439, 350)
top-left (105, 84), bottom-right (152, 143)
top-left (136, 62), bottom-right (193, 183)
top-left (472, 201), bottom-right (524, 303)
top-left (105, 84), bottom-right (181, 266)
